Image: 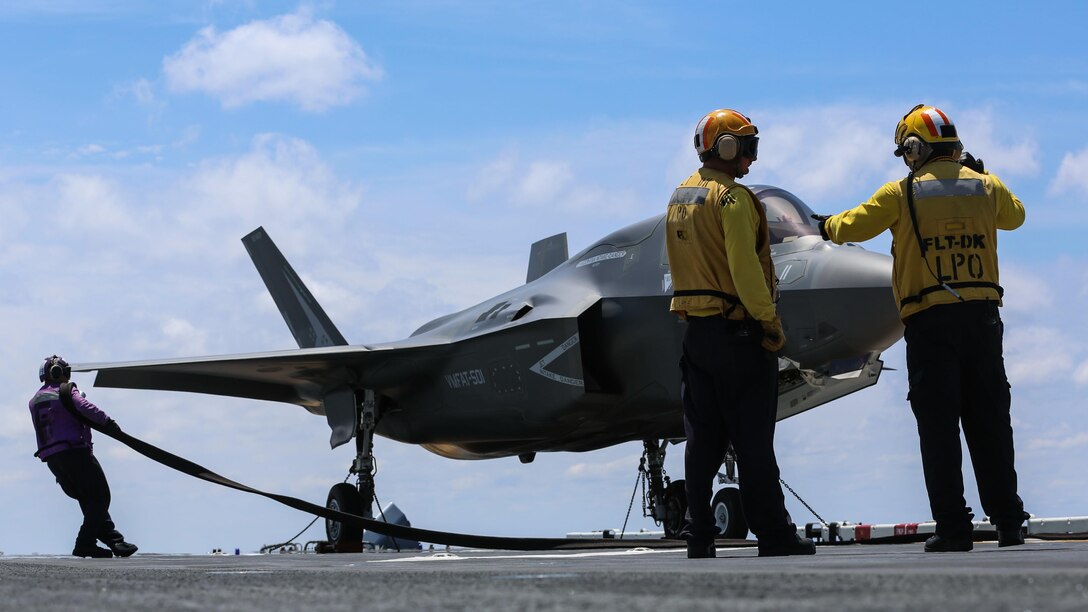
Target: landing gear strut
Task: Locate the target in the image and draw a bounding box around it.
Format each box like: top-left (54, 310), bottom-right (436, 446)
top-left (638, 441), bottom-right (749, 540)
top-left (641, 439), bottom-right (687, 539)
top-left (325, 389), bottom-right (379, 545)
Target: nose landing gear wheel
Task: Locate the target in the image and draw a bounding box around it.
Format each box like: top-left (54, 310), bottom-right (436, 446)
top-left (326, 483), bottom-right (364, 544)
top-left (712, 486), bottom-right (748, 539)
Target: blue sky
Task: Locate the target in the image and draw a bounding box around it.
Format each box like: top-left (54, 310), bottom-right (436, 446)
top-left (2, 1), bottom-right (1088, 555)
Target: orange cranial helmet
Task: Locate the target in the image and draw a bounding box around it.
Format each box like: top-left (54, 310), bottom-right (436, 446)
top-left (694, 109), bottom-right (759, 162)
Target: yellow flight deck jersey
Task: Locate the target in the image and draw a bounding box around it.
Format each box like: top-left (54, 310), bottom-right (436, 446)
top-left (665, 168), bottom-right (777, 322)
top-left (823, 159), bottom-right (1025, 320)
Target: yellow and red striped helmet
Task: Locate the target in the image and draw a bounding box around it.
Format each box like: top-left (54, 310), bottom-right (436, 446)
top-left (894, 104), bottom-right (959, 150)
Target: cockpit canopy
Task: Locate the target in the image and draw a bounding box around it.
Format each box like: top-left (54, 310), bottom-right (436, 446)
top-left (751, 185), bottom-right (823, 245)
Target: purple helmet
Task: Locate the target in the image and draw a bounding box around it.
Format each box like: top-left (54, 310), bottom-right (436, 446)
top-left (39, 355), bottom-right (71, 382)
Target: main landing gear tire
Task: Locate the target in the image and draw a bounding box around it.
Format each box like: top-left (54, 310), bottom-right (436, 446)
top-left (326, 483), bottom-right (364, 544)
top-left (712, 486), bottom-right (748, 539)
top-left (663, 480), bottom-right (688, 539)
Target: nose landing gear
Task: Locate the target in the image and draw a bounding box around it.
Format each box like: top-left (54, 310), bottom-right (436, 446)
top-left (641, 439), bottom-right (687, 539)
top-left (639, 440), bottom-right (748, 540)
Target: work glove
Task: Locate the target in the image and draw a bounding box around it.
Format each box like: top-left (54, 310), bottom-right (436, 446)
top-left (101, 419), bottom-right (122, 436)
top-left (959, 151), bottom-right (986, 174)
top-left (760, 316), bottom-right (786, 352)
top-left (810, 214), bottom-right (831, 241)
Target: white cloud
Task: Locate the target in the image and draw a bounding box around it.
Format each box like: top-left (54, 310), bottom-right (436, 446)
top-left (462, 121), bottom-right (687, 218)
top-left (161, 317), bottom-right (210, 356)
top-left (163, 8), bottom-right (382, 111)
top-left (1048, 148), bottom-right (1088, 199)
top-left (129, 77), bottom-right (156, 105)
top-left (1075, 360), bottom-right (1088, 386)
top-left (113, 77), bottom-right (157, 107)
top-left (468, 153), bottom-right (575, 208)
top-left (75, 143), bottom-right (105, 156)
top-left (517, 160), bottom-right (574, 205)
top-left (755, 105), bottom-right (900, 205)
top-left (1005, 325), bottom-right (1082, 386)
top-left (173, 125), bottom-right (202, 149)
top-left (1000, 263), bottom-right (1054, 314)
top-left (466, 150), bottom-right (621, 214)
top-left (747, 105), bottom-right (1043, 211)
top-left (177, 133), bottom-right (363, 254)
top-left (954, 107), bottom-right (1040, 178)
top-left (565, 455), bottom-right (638, 479)
top-left (53, 173), bottom-right (140, 235)
top-left (1027, 430), bottom-right (1088, 451)
top-left (466, 150), bottom-right (518, 202)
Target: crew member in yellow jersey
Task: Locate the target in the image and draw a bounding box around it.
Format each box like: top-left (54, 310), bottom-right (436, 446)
top-left (816, 104), bottom-right (1028, 552)
top-left (666, 109), bottom-right (815, 559)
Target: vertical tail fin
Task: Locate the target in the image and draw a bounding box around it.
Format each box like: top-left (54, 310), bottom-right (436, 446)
top-left (242, 227), bottom-right (348, 348)
top-left (526, 232), bottom-right (568, 283)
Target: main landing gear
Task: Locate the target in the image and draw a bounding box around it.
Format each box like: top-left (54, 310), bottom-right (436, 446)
top-left (713, 447), bottom-right (748, 539)
top-left (640, 440), bottom-right (747, 540)
top-left (325, 390), bottom-right (379, 546)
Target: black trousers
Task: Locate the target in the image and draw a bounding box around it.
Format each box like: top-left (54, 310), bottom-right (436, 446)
top-left (46, 448), bottom-right (125, 549)
top-left (680, 316), bottom-right (795, 543)
top-left (904, 301), bottom-right (1026, 537)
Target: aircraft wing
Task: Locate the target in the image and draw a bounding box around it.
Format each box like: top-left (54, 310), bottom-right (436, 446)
top-left (73, 342), bottom-right (450, 412)
top-left (74, 341), bottom-right (456, 449)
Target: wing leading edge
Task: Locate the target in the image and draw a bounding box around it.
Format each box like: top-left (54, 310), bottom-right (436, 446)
top-left (76, 343), bottom-right (448, 410)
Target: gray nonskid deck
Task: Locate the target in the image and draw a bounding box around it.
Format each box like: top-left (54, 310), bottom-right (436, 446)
top-left (3, 541), bottom-right (1087, 611)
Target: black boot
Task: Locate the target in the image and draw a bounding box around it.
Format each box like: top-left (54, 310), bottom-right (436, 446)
top-left (924, 534), bottom-right (973, 552)
top-left (686, 539), bottom-right (715, 559)
top-left (758, 534), bottom-right (816, 557)
top-left (997, 528), bottom-right (1025, 548)
top-left (73, 545), bottom-right (113, 558)
top-left (105, 540), bottom-right (138, 557)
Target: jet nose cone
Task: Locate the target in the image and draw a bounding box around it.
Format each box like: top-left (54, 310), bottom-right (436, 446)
top-left (779, 244), bottom-right (903, 368)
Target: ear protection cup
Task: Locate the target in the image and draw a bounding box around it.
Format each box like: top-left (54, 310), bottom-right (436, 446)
top-left (40, 355), bottom-right (70, 382)
top-left (900, 135), bottom-right (931, 167)
top-left (714, 134), bottom-right (740, 161)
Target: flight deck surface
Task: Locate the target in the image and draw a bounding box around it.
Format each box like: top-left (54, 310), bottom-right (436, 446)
top-left (2, 541), bottom-right (1087, 611)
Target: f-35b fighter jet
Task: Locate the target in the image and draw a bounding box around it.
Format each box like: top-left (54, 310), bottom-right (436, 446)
top-left (76, 185), bottom-right (903, 542)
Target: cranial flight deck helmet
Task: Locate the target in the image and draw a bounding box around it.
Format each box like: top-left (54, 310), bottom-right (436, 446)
top-left (893, 104), bottom-right (963, 170)
top-left (39, 355), bottom-right (71, 383)
top-left (694, 109), bottom-right (759, 162)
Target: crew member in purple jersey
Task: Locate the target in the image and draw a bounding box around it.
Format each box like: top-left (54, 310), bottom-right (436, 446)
top-left (29, 355), bottom-right (138, 558)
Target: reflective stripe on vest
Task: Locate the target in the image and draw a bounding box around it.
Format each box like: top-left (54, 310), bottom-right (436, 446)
top-left (913, 178), bottom-right (986, 200)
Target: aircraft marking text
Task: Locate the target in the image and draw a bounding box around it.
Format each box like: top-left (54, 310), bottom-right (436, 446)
top-left (577, 251), bottom-right (626, 268)
top-left (445, 369), bottom-right (487, 389)
top-left (529, 333), bottom-right (584, 388)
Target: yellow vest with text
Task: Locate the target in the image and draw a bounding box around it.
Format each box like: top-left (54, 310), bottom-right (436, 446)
top-left (824, 160), bottom-right (1025, 320)
top-left (665, 168), bottom-right (776, 320)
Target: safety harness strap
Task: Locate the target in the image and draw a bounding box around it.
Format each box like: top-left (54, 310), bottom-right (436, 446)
top-left (899, 281), bottom-right (1004, 308)
top-left (672, 288), bottom-right (741, 302)
top-left (672, 289), bottom-right (744, 318)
